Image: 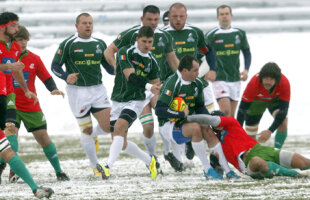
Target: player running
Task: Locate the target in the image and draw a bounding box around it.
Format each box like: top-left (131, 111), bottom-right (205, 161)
top-left (12, 25), bottom-right (69, 182)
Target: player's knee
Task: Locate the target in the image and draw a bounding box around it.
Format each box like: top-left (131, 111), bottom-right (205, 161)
top-left (191, 123), bottom-right (203, 140)
top-left (77, 115), bottom-right (93, 135)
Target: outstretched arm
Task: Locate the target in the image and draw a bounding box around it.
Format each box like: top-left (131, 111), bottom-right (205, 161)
top-left (187, 114), bottom-right (221, 127)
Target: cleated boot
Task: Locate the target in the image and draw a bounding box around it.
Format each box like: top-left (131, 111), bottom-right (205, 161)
top-left (56, 172), bottom-right (70, 181)
top-left (210, 154), bottom-right (224, 176)
top-left (96, 163), bottom-right (110, 180)
top-left (0, 162), bottom-right (6, 184)
top-left (33, 187), bottom-right (54, 199)
top-left (152, 155), bottom-right (163, 175)
top-left (226, 170), bottom-right (241, 179)
top-left (93, 136), bottom-right (99, 152)
top-left (204, 168), bottom-right (223, 180)
top-left (93, 167), bottom-right (101, 176)
top-left (148, 156), bottom-right (158, 179)
top-left (164, 152), bottom-right (185, 172)
top-left (185, 142), bottom-right (195, 160)
top-left (9, 169), bottom-right (20, 183)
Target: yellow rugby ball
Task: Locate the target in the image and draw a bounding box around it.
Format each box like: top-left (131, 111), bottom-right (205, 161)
top-left (169, 97), bottom-right (186, 122)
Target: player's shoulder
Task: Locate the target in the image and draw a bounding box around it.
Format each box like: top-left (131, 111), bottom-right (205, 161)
top-left (59, 34), bottom-right (77, 48)
top-left (279, 74), bottom-right (290, 85)
top-left (205, 27), bottom-right (220, 37)
top-left (119, 25), bottom-right (140, 37)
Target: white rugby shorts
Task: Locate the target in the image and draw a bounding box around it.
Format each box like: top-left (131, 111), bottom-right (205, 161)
top-left (66, 84), bottom-right (111, 118)
top-left (212, 81), bottom-right (241, 101)
top-left (110, 100), bottom-right (145, 121)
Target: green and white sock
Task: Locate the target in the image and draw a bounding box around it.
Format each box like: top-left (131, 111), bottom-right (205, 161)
top-left (43, 141), bottom-right (62, 173)
top-left (8, 155), bottom-right (39, 191)
top-left (264, 161), bottom-right (298, 178)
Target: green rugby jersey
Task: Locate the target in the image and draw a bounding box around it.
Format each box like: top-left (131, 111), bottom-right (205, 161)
top-left (205, 27), bottom-right (250, 82)
top-left (52, 34), bottom-right (107, 86)
top-left (111, 44), bottom-right (159, 102)
top-left (157, 71), bottom-right (205, 126)
top-left (114, 25), bottom-right (174, 81)
top-left (163, 24), bottom-right (207, 60)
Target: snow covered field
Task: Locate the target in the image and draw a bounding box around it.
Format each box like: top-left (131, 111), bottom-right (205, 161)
top-left (2, 30), bottom-right (310, 199)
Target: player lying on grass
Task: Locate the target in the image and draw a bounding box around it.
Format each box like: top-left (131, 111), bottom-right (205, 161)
top-left (185, 111), bottom-right (310, 179)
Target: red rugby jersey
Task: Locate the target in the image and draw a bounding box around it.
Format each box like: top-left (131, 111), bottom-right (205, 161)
top-left (0, 40), bottom-right (21, 95)
top-left (14, 50), bottom-right (51, 112)
top-left (241, 73), bottom-right (290, 103)
top-left (216, 116), bottom-right (258, 172)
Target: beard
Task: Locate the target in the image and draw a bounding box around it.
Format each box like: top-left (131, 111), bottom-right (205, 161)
top-left (4, 28), bottom-right (14, 40)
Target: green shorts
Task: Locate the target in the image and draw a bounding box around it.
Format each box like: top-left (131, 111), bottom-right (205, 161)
top-left (247, 99), bottom-right (279, 116)
top-left (6, 93), bottom-right (16, 110)
top-left (246, 99), bottom-right (279, 125)
top-left (245, 144), bottom-right (280, 166)
top-left (16, 110), bottom-right (47, 132)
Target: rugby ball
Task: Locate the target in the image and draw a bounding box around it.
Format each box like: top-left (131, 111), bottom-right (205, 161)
top-left (169, 97), bottom-right (186, 122)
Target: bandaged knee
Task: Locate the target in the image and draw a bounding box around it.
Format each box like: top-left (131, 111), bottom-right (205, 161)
top-left (139, 113), bottom-right (153, 126)
top-left (77, 116), bottom-right (93, 134)
top-left (245, 125), bottom-right (258, 136)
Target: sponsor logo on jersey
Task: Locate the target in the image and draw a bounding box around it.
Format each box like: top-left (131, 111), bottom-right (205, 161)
top-left (120, 55), bottom-right (126, 60)
top-left (96, 45), bottom-right (102, 54)
top-left (216, 50), bottom-right (239, 56)
top-left (261, 97), bottom-right (273, 100)
top-left (187, 33), bottom-right (195, 42)
top-left (117, 35), bottom-right (122, 40)
top-left (74, 48), bottom-right (83, 53)
top-left (15, 51), bottom-right (19, 57)
top-left (74, 60), bottom-right (100, 65)
top-left (257, 94), bottom-right (263, 97)
top-left (185, 96), bottom-right (194, 100)
top-left (157, 37), bottom-right (165, 47)
top-left (0, 50), bottom-right (2, 54)
top-left (225, 44), bottom-right (234, 48)
top-left (216, 39), bottom-right (224, 43)
top-left (151, 47), bottom-right (155, 50)
top-left (7, 100), bottom-right (14, 106)
top-left (29, 63), bottom-right (34, 69)
top-left (175, 41), bottom-right (186, 45)
top-left (178, 93), bottom-right (186, 97)
top-left (164, 89), bottom-right (172, 96)
top-left (235, 35), bottom-right (240, 44)
top-left (194, 87), bottom-right (198, 97)
top-left (57, 49), bottom-right (62, 55)
top-left (2, 57), bottom-right (15, 74)
top-left (85, 54), bottom-right (94, 57)
top-left (177, 47), bottom-right (195, 54)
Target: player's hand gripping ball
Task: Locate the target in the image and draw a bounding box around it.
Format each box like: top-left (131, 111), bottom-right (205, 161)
top-left (169, 97), bottom-right (186, 122)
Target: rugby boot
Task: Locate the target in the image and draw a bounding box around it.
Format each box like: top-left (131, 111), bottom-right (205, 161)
top-left (204, 168), bottom-right (223, 180)
top-left (148, 155), bottom-right (158, 179)
top-left (164, 152), bottom-right (185, 172)
top-left (185, 142), bottom-right (195, 160)
top-left (56, 171), bottom-right (70, 181)
top-left (226, 170), bottom-right (241, 179)
top-left (96, 163), bottom-right (110, 180)
top-left (33, 187), bottom-right (54, 199)
top-left (9, 169), bottom-right (20, 183)
top-left (210, 154), bottom-right (224, 176)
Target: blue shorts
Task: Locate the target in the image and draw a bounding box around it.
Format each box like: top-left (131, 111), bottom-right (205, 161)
top-left (172, 125), bottom-right (191, 144)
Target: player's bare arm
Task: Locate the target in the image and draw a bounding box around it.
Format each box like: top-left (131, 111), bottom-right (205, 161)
top-left (104, 42), bottom-right (118, 68)
top-left (165, 51), bottom-right (179, 72)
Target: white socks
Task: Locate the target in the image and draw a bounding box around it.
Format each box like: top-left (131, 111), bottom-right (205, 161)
top-left (123, 141), bottom-right (151, 165)
top-left (80, 133), bottom-right (98, 169)
top-left (91, 125), bottom-right (109, 137)
top-left (209, 142), bottom-right (231, 173)
top-left (107, 136), bottom-right (124, 168)
top-left (159, 129), bottom-right (171, 156)
top-left (141, 133), bottom-right (156, 156)
top-left (191, 141), bottom-right (211, 172)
